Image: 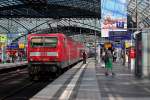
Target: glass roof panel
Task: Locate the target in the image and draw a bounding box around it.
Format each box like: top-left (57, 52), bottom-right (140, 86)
top-left (146, 7), bottom-right (150, 16)
top-left (0, 0), bottom-right (100, 18)
top-left (0, 0), bottom-right (23, 7)
top-left (47, 0), bottom-right (99, 13)
top-left (127, 0), bottom-right (150, 28)
top-left (0, 18), bottom-right (101, 34)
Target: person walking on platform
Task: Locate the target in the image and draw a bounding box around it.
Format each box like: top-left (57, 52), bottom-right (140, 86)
top-left (104, 50), bottom-right (114, 76)
top-left (82, 51), bottom-right (87, 64)
top-left (113, 50), bottom-right (117, 62)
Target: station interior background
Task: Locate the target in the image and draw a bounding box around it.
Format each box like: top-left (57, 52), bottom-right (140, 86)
top-left (0, 0), bottom-right (149, 78)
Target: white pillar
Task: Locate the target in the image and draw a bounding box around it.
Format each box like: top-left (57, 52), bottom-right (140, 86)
top-left (131, 58), bottom-right (135, 73)
top-left (97, 45), bottom-right (101, 63)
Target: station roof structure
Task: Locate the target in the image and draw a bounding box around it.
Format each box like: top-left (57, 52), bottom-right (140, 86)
top-left (127, 0), bottom-right (150, 29)
top-left (0, 0), bottom-right (100, 18)
top-left (0, 18), bottom-right (101, 33)
top-left (0, 0), bottom-right (101, 44)
top-left (0, 0), bottom-right (101, 33)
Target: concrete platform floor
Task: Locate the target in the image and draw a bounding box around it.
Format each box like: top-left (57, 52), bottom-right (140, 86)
top-left (75, 59), bottom-right (150, 100)
top-left (30, 58), bottom-right (150, 100)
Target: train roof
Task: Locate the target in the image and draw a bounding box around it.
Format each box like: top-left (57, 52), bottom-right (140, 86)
top-left (27, 33), bottom-right (83, 44)
top-left (28, 33), bottom-right (66, 37)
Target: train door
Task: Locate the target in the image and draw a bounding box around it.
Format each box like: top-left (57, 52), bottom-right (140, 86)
top-left (135, 32), bottom-right (142, 78)
top-left (63, 38), bottom-right (69, 66)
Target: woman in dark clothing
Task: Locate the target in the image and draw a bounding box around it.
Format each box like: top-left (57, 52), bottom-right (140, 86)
top-left (82, 51), bottom-right (87, 64)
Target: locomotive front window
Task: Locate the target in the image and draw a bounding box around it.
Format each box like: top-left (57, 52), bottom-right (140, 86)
top-left (31, 37), bottom-right (43, 47)
top-left (31, 37), bottom-right (57, 47)
top-left (44, 37), bottom-right (57, 47)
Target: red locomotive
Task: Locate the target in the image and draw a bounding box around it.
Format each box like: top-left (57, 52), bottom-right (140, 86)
top-left (27, 33), bottom-right (85, 79)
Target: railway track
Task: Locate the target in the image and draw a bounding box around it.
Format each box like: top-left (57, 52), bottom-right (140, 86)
top-left (0, 81), bottom-right (52, 100)
top-left (0, 61), bottom-right (83, 100)
top-left (0, 68), bottom-right (52, 100)
top-left (0, 82), bottom-right (34, 100)
top-left (0, 69), bottom-right (28, 83)
top-left (0, 64), bottom-right (27, 74)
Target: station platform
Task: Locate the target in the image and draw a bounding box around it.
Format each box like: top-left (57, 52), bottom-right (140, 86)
top-left (30, 58), bottom-right (150, 100)
top-left (0, 61), bottom-right (27, 71)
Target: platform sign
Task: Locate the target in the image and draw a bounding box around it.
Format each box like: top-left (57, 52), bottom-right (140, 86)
top-left (19, 43), bottom-right (25, 49)
top-left (7, 45), bottom-right (18, 49)
top-left (125, 41), bottom-right (131, 48)
top-left (116, 21), bottom-right (125, 28)
top-left (109, 31), bottom-right (131, 41)
top-left (7, 33), bottom-right (18, 38)
top-left (0, 35), bottom-right (7, 42)
top-left (104, 42), bottom-right (112, 49)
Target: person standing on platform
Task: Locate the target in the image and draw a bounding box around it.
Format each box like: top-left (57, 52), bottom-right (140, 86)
top-left (82, 51), bottom-right (87, 64)
top-left (104, 50), bottom-right (114, 76)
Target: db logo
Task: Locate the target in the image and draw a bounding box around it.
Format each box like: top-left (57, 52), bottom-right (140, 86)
top-left (41, 52), bottom-right (47, 56)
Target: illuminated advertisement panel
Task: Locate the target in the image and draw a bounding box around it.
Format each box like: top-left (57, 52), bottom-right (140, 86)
top-left (101, 0), bottom-right (127, 37)
top-left (0, 34), bottom-right (7, 43)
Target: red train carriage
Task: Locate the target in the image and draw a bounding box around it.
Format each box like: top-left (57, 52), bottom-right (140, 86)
top-left (27, 33), bottom-right (84, 79)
